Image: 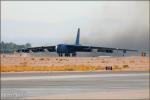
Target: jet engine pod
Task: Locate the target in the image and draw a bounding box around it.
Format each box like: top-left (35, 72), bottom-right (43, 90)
top-left (106, 49), bottom-right (113, 53)
top-left (97, 49), bottom-right (113, 53)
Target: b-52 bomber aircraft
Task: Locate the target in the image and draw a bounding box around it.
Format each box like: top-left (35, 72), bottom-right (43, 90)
top-left (17, 28), bottom-right (137, 57)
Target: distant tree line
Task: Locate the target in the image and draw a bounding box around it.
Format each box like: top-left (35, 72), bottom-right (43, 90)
top-left (0, 41), bottom-right (31, 53)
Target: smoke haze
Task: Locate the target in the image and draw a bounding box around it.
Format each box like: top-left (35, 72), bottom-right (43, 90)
top-left (1, 1), bottom-right (149, 51)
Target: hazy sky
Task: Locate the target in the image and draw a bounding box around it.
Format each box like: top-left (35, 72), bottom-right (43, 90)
top-left (1, 1), bottom-right (149, 50)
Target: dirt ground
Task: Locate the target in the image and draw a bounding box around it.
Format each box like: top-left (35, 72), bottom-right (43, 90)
top-left (1, 53), bottom-right (149, 72)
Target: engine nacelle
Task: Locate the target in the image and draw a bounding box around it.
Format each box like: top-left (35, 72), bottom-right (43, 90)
top-left (97, 49), bottom-right (113, 53)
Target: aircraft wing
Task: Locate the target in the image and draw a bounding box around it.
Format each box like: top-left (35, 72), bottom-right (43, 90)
top-left (67, 45), bottom-right (137, 53)
top-left (16, 46), bottom-right (56, 53)
top-left (91, 46), bottom-right (137, 52)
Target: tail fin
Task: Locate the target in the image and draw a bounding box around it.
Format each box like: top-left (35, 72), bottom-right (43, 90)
top-left (75, 28), bottom-right (80, 45)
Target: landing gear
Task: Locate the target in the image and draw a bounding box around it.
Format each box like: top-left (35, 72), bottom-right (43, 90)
top-left (60, 53), bottom-right (63, 57)
top-left (65, 53), bottom-right (67, 57)
top-left (58, 53), bottom-right (60, 57)
top-left (58, 53), bottom-right (76, 57)
top-left (65, 53), bottom-right (70, 57)
top-left (65, 53), bottom-right (76, 57)
top-left (68, 54), bottom-right (70, 57)
top-left (72, 53), bottom-right (76, 57)
top-left (58, 53), bottom-right (63, 57)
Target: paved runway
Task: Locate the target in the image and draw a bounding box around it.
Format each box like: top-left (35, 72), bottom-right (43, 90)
top-left (1, 71), bottom-right (149, 99)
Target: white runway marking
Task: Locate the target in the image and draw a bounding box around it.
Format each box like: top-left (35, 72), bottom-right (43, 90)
top-left (1, 73), bottom-right (148, 81)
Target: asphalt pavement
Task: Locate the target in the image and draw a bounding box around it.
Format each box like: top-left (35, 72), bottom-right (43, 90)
top-left (1, 71), bottom-right (149, 99)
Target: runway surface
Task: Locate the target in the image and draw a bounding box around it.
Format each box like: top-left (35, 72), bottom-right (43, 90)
top-left (1, 71), bottom-right (149, 99)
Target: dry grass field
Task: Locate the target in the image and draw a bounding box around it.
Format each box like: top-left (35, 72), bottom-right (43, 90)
top-left (1, 54), bottom-right (149, 72)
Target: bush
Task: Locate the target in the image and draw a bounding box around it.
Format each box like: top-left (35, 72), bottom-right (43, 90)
top-left (129, 60), bottom-right (135, 63)
top-left (31, 58), bottom-right (35, 60)
top-left (65, 67), bottom-right (74, 71)
top-left (39, 58), bottom-right (44, 60)
top-left (123, 65), bottom-right (129, 68)
top-left (101, 60), bottom-right (105, 63)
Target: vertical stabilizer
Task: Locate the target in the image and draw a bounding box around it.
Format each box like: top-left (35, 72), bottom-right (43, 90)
top-left (75, 28), bottom-right (80, 45)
